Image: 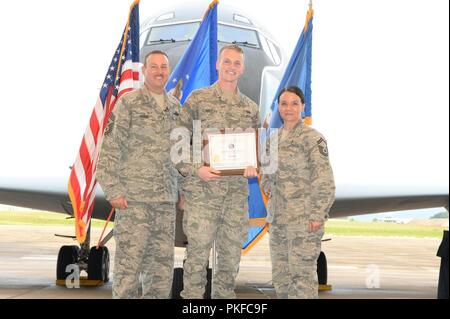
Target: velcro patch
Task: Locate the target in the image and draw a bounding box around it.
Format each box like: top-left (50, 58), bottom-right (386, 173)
top-left (317, 137), bottom-right (329, 157)
top-left (105, 113), bottom-right (115, 136)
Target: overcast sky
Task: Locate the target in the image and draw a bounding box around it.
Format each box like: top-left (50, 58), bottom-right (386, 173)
top-left (0, 0), bottom-right (448, 194)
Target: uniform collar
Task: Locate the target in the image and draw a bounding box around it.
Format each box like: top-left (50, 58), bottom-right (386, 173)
top-left (142, 85), bottom-right (169, 99)
top-left (212, 81), bottom-right (243, 106)
top-left (281, 120), bottom-right (303, 138)
top-left (141, 85), bottom-right (171, 110)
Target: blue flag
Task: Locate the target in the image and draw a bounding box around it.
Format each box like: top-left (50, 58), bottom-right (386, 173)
top-left (165, 1), bottom-right (218, 104)
top-left (242, 177), bottom-right (269, 253)
top-left (270, 7), bottom-right (313, 128)
top-left (243, 6), bottom-right (314, 253)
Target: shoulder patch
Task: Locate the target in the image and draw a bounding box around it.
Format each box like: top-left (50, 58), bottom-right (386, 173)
top-left (105, 113), bottom-right (115, 136)
top-left (120, 89), bottom-right (137, 103)
top-left (317, 137), bottom-right (329, 157)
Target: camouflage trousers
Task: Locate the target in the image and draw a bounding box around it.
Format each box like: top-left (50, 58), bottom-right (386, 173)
top-left (113, 202), bottom-right (175, 299)
top-left (180, 192), bottom-right (248, 299)
top-left (269, 223), bottom-right (323, 299)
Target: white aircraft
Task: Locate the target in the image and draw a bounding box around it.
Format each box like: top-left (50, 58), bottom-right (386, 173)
top-left (0, 2), bottom-right (448, 297)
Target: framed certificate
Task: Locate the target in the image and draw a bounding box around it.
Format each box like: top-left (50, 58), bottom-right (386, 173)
top-left (204, 130), bottom-right (258, 176)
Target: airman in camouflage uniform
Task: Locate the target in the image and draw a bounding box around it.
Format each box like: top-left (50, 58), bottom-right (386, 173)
top-left (175, 45), bottom-right (259, 299)
top-left (97, 51), bottom-right (181, 299)
top-left (262, 87), bottom-right (335, 299)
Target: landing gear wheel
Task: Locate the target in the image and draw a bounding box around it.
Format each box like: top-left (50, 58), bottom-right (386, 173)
top-left (204, 267), bottom-right (212, 299)
top-left (87, 246), bottom-right (110, 282)
top-left (56, 245), bottom-right (79, 280)
top-left (171, 267), bottom-right (184, 299)
top-left (317, 251), bottom-right (328, 285)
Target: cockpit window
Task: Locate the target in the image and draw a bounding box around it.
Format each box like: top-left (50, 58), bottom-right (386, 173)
top-left (267, 40), bottom-right (281, 65)
top-left (260, 35), bottom-right (281, 66)
top-left (218, 24), bottom-right (259, 48)
top-left (146, 22), bottom-right (200, 44)
top-left (145, 22), bottom-right (260, 49)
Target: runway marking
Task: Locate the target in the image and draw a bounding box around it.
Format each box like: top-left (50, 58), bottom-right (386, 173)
top-left (420, 267), bottom-right (440, 273)
top-left (329, 265), bottom-right (359, 270)
top-left (20, 256), bottom-right (57, 261)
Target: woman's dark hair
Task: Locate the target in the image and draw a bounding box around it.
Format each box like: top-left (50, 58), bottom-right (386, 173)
top-left (277, 86), bottom-right (305, 104)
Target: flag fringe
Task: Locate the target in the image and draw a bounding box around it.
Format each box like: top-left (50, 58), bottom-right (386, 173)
top-left (242, 224), bottom-right (270, 255)
top-left (304, 116), bottom-right (312, 126)
top-left (304, 7), bottom-right (314, 32)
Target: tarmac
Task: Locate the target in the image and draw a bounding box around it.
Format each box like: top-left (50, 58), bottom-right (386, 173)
top-left (0, 225), bottom-right (443, 299)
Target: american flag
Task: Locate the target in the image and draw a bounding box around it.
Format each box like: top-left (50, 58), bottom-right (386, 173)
top-left (68, 1), bottom-right (140, 244)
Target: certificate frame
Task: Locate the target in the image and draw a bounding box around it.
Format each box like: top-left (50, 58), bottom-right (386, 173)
top-left (203, 129), bottom-right (259, 176)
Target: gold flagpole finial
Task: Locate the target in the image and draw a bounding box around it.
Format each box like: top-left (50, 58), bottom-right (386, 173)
top-left (203, 0), bottom-right (219, 20)
top-left (208, 0), bottom-right (219, 10)
top-left (131, 0), bottom-right (140, 9)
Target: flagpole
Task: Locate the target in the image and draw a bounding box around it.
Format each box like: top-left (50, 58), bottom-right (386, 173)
top-left (304, 0), bottom-right (314, 32)
top-left (115, 0), bottom-right (140, 83)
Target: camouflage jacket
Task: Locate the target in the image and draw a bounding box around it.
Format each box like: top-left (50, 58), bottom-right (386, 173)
top-left (175, 82), bottom-right (259, 196)
top-left (263, 122), bottom-right (335, 224)
top-left (97, 86), bottom-right (181, 203)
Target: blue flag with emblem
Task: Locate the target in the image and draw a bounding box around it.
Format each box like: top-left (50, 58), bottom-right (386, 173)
top-left (243, 4), bottom-right (314, 253)
top-left (269, 5), bottom-right (314, 128)
top-left (165, 0), bottom-right (218, 104)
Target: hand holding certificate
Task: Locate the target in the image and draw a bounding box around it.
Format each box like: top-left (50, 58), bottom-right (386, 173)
top-left (205, 130), bottom-right (258, 176)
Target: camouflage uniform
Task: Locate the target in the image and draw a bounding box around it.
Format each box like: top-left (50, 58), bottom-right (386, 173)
top-left (97, 86), bottom-right (181, 299)
top-left (262, 122), bottom-right (335, 299)
top-left (175, 82), bottom-right (259, 299)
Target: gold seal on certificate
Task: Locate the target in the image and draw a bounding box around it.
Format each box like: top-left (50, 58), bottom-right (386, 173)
top-left (206, 131), bottom-right (258, 176)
